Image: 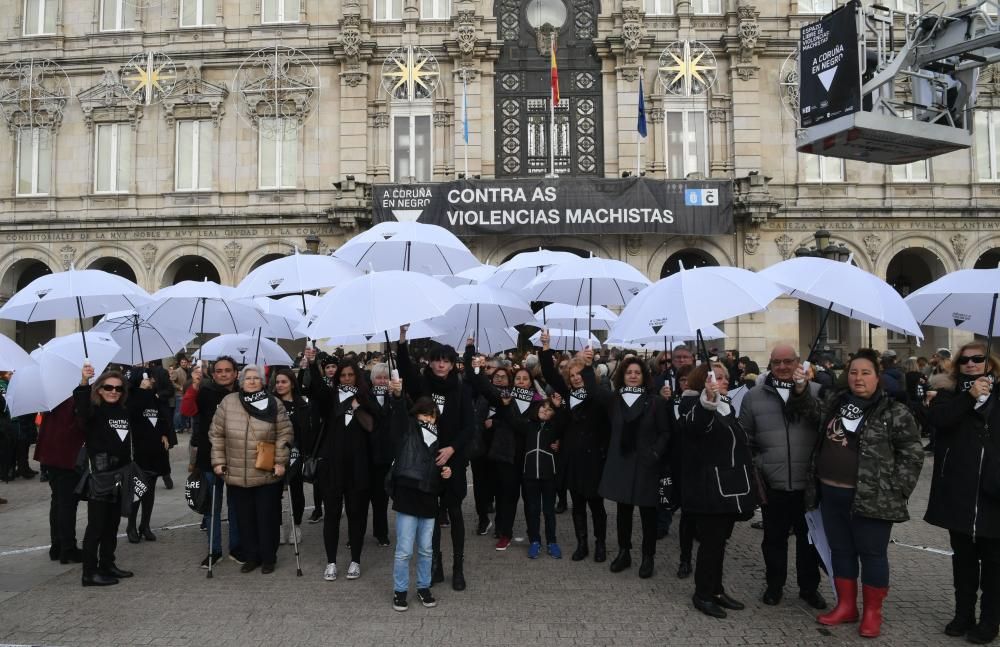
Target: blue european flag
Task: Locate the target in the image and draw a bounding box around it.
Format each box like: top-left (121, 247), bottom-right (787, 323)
top-left (637, 76), bottom-right (647, 139)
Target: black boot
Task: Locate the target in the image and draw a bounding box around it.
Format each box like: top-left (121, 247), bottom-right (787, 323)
top-left (99, 564), bottom-right (134, 579)
top-left (610, 549), bottom-right (631, 573)
top-left (594, 539), bottom-right (607, 563)
top-left (126, 524), bottom-right (141, 544)
top-left (431, 551), bottom-right (444, 585)
top-left (452, 554), bottom-right (466, 591)
top-left (139, 526), bottom-right (157, 541)
top-left (638, 553), bottom-right (654, 579)
top-left (572, 536), bottom-right (589, 562)
top-left (571, 513), bottom-right (588, 561)
top-left (59, 547), bottom-right (83, 564)
top-left (82, 572), bottom-right (118, 587)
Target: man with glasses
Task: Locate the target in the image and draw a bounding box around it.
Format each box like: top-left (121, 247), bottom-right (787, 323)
top-left (739, 343), bottom-right (827, 610)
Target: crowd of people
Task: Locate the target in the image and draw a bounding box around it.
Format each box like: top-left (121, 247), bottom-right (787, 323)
top-left (2, 333), bottom-right (998, 643)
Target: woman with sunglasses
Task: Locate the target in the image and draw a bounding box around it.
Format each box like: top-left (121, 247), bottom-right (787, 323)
top-left (925, 342), bottom-right (1000, 645)
top-left (74, 366), bottom-right (140, 587)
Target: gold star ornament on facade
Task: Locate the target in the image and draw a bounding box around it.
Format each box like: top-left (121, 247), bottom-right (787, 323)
top-left (657, 41), bottom-right (718, 97)
top-left (121, 51), bottom-right (177, 106)
top-left (381, 46), bottom-right (440, 101)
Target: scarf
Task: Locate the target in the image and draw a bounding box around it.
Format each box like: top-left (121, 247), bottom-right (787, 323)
top-left (425, 369), bottom-right (459, 415)
top-left (620, 385), bottom-right (644, 408)
top-left (569, 387), bottom-right (588, 409)
top-left (418, 420), bottom-right (438, 448)
top-left (143, 407), bottom-right (159, 428)
top-left (371, 385), bottom-right (388, 407)
top-left (837, 392), bottom-right (879, 434)
top-left (765, 373), bottom-right (795, 404)
top-left (619, 386), bottom-right (648, 453)
top-left (240, 389), bottom-right (277, 422)
top-left (512, 387), bottom-right (535, 414)
top-left (338, 385), bottom-right (358, 402)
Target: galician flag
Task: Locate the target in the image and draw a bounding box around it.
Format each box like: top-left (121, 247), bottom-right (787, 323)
top-left (637, 76), bottom-right (648, 138)
top-left (462, 73), bottom-right (470, 144)
top-left (550, 42), bottom-right (560, 104)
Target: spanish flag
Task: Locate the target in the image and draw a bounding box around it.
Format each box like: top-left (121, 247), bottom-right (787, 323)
top-left (550, 42), bottom-right (560, 104)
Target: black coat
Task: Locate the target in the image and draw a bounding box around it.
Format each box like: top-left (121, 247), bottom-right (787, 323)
top-left (925, 387), bottom-right (1000, 538)
top-left (679, 392), bottom-right (757, 518)
top-left (541, 351), bottom-right (609, 497)
top-left (388, 395), bottom-right (442, 494)
top-left (190, 381), bottom-right (236, 471)
top-left (463, 360), bottom-right (528, 466)
top-left (590, 372), bottom-right (671, 508)
top-left (277, 396), bottom-right (311, 450)
top-left (502, 405), bottom-right (564, 481)
top-left (127, 382), bottom-right (172, 476)
top-left (368, 389), bottom-right (395, 467)
top-left (306, 362), bottom-right (374, 494)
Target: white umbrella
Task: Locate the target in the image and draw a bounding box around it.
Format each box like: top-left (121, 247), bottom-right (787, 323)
top-left (760, 256), bottom-right (924, 360)
top-left (905, 267), bottom-right (1000, 351)
top-left (535, 304), bottom-right (619, 331)
top-left (429, 284), bottom-right (535, 346)
top-left (308, 320), bottom-right (446, 347)
top-left (530, 327), bottom-right (600, 352)
top-left (0, 267), bottom-right (151, 359)
top-left (277, 293), bottom-right (321, 315)
top-left (607, 323), bottom-right (727, 350)
top-left (233, 250), bottom-right (361, 308)
top-left (246, 297), bottom-right (305, 339)
top-left (305, 271), bottom-right (462, 350)
top-left (333, 221), bottom-right (479, 275)
top-left (438, 264), bottom-right (498, 287)
top-left (610, 265), bottom-right (782, 359)
top-left (92, 310), bottom-right (195, 365)
top-left (141, 280), bottom-right (270, 335)
top-left (435, 327), bottom-right (520, 356)
top-left (196, 334), bottom-right (293, 366)
top-left (6, 332), bottom-right (121, 416)
top-left (0, 333), bottom-right (35, 372)
top-left (486, 248), bottom-right (579, 290)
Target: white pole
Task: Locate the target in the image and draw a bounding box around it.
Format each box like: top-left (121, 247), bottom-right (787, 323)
top-left (463, 70), bottom-right (469, 178)
top-left (636, 130), bottom-right (641, 176)
top-left (550, 31), bottom-right (557, 178)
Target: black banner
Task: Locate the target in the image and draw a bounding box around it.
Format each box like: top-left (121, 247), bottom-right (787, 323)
top-left (799, 1), bottom-right (861, 128)
top-left (372, 177), bottom-right (733, 236)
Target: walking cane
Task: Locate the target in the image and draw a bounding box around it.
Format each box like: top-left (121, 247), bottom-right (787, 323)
top-left (207, 472), bottom-right (218, 579)
top-left (286, 477), bottom-right (303, 577)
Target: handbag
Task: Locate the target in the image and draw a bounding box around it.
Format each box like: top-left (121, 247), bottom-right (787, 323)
top-left (301, 426), bottom-right (325, 484)
top-left (184, 471), bottom-right (211, 515)
top-left (255, 441), bottom-right (276, 471)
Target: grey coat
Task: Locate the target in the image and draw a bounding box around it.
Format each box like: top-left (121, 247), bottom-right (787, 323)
top-left (739, 381), bottom-right (822, 492)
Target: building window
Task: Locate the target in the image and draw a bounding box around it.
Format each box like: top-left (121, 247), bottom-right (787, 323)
top-left (23, 0), bottom-right (56, 36)
top-left (175, 121), bottom-right (213, 191)
top-left (258, 118), bottom-right (297, 189)
top-left (94, 123), bottom-right (132, 194)
top-left (262, 0), bottom-right (299, 23)
top-left (890, 159), bottom-right (929, 182)
top-left (100, 0), bottom-right (134, 31)
top-left (16, 128), bottom-right (51, 196)
top-left (644, 0), bottom-right (674, 14)
top-left (691, 0), bottom-right (722, 14)
top-left (976, 109), bottom-right (1000, 181)
top-left (797, 0), bottom-right (833, 13)
top-left (893, 0), bottom-right (920, 13)
top-left (375, 0), bottom-right (403, 20)
top-left (802, 153), bottom-right (844, 182)
top-left (665, 109), bottom-right (707, 177)
top-left (392, 114), bottom-right (432, 182)
top-left (421, 0), bottom-right (449, 19)
top-left (180, 0), bottom-right (216, 27)
top-left (525, 98), bottom-right (569, 175)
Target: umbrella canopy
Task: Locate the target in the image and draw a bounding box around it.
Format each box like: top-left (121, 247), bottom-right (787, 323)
top-left (606, 323), bottom-right (727, 349)
top-left (905, 268), bottom-right (1000, 338)
top-left (523, 256), bottom-right (652, 307)
top-left (246, 297), bottom-right (306, 339)
top-left (438, 264), bottom-right (498, 287)
top-left (0, 333), bottom-right (35, 372)
top-left (434, 327), bottom-right (520, 356)
top-left (196, 334), bottom-right (293, 367)
top-left (305, 271), bottom-right (462, 341)
top-left (6, 332), bottom-right (121, 416)
top-left (306, 320), bottom-right (446, 347)
top-left (530, 327), bottom-right (600, 352)
top-left (333, 221), bottom-right (479, 275)
top-left (486, 249), bottom-right (579, 290)
top-left (760, 256), bottom-right (924, 339)
top-left (609, 266), bottom-right (782, 353)
top-left (535, 304), bottom-right (619, 331)
top-left (92, 310), bottom-right (195, 365)
top-left (277, 293), bottom-right (322, 315)
top-left (141, 280), bottom-right (270, 335)
top-left (233, 251), bottom-right (361, 301)
top-left (429, 284), bottom-right (535, 344)
top-left (0, 267), bottom-right (151, 323)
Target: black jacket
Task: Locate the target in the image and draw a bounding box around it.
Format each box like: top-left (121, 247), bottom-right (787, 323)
top-left (463, 358), bottom-right (529, 466)
top-left (925, 386), bottom-right (1000, 538)
top-left (503, 405), bottom-right (564, 481)
top-left (389, 395), bottom-right (442, 495)
top-left (74, 385), bottom-right (135, 474)
top-left (125, 376), bottom-right (172, 476)
top-left (680, 391), bottom-right (757, 518)
top-left (368, 389), bottom-right (395, 467)
top-left (541, 350), bottom-right (609, 497)
top-left (305, 362), bottom-right (374, 493)
top-left (398, 341), bottom-right (474, 458)
top-left (190, 381), bottom-right (236, 471)
top-left (277, 396), bottom-right (311, 450)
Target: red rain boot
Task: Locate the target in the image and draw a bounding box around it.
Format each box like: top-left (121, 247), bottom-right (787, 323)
top-left (817, 578), bottom-right (860, 626)
top-left (859, 584), bottom-right (888, 638)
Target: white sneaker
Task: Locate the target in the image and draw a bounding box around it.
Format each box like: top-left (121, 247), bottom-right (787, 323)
top-left (293, 525), bottom-right (302, 544)
top-left (346, 561), bottom-right (361, 580)
top-left (323, 563), bottom-right (337, 581)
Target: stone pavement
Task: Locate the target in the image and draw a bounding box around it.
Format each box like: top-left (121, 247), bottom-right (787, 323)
top-left (0, 438), bottom-right (960, 647)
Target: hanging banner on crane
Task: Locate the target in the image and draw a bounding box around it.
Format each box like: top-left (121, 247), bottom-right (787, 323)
top-left (799, 0), bottom-right (862, 128)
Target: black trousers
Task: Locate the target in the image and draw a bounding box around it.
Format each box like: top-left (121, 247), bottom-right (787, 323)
top-left (229, 483), bottom-right (283, 566)
top-left (950, 531), bottom-right (1000, 626)
top-left (313, 478), bottom-right (324, 514)
top-left (45, 466), bottom-right (80, 558)
top-left (127, 482), bottom-right (156, 531)
top-left (493, 460), bottom-right (521, 539)
top-left (432, 497), bottom-right (467, 558)
top-left (692, 513), bottom-right (737, 600)
top-left (82, 499), bottom-right (121, 575)
top-left (570, 490), bottom-right (607, 542)
top-left (762, 488), bottom-right (821, 593)
top-left (287, 473), bottom-right (305, 526)
top-left (678, 511), bottom-right (697, 562)
top-left (616, 503), bottom-right (658, 556)
top-left (323, 487), bottom-right (368, 564)
top-left (366, 463), bottom-right (390, 540)
top-left (523, 479), bottom-right (557, 544)
top-left (471, 456), bottom-right (494, 520)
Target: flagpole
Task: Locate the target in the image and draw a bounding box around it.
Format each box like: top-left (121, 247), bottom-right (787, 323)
top-left (549, 31), bottom-right (557, 178)
top-left (462, 69), bottom-right (470, 178)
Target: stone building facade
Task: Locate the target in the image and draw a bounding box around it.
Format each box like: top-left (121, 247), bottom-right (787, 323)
top-left (0, 0), bottom-right (996, 362)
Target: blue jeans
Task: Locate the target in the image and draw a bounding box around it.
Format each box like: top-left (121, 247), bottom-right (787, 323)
top-left (393, 512), bottom-right (434, 592)
top-left (819, 483), bottom-right (892, 587)
top-left (204, 471), bottom-right (241, 555)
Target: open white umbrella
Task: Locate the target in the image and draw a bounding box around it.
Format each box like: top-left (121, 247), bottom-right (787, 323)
top-left (246, 297), bottom-right (305, 339)
top-left (611, 265), bottom-right (782, 360)
top-left (607, 323), bottom-right (727, 351)
top-left (0, 333), bottom-right (35, 372)
top-left (535, 304), bottom-right (619, 331)
top-left (196, 334), bottom-right (293, 367)
top-left (6, 331), bottom-right (121, 416)
top-left (486, 248), bottom-right (579, 291)
top-left (333, 221), bottom-right (479, 275)
top-left (92, 310), bottom-right (194, 365)
top-left (428, 284), bottom-right (535, 346)
top-left (233, 250), bottom-right (361, 310)
top-left (277, 293), bottom-right (322, 315)
top-left (306, 320), bottom-right (446, 347)
top-left (530, 327), bottom-right (600, 352)
top-left (760, 255), bottom-right (924, 361)
top-left (434, 327), bottom-right (520, 356)
top-left (141, 280), bottom-right (270, 335)
top-left (438, 264), bottom-right (498, 287)
top-left (905, 267), bottom-right (1000, 352)
top-left (0, 267), bottom-right (150, 359)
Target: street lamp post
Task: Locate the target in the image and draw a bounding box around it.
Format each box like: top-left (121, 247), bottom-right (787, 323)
top-left (525, 0), bottom-right (567, 178)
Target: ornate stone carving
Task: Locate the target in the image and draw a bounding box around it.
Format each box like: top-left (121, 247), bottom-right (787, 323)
top-left (59, 245), bottom-right (76, 270)
top-left (224, 241), bottom-right (242, 270)
top-left (737, 2), bottom-right (760, 65)
top-left (649, 107), bottom-right (664, 124)
top-left (341, 69), bottom-right (366, 87)
top-left (141, 243), bottom-right (157, 271)
top-left (863, 233), bottom-right (882, 262)
top-left (744, 231), bottom-right (760, 255)
top-left (373, 112), bottom-right (389, 128)
top-left (950, 233), bottom-right (968, 263)
top-left (708, 109), bottom-right (727, 123)
top-left (736, 66), bottom-right (758, 82)
top-left (434, 111), bottom-right (451, 127)
top-left (622, 8), bottom-right (644, 64)
top-left (456, 10), bottom-right (477, 56)
top-left (625, 235), bottom-right (642, 257)
top-left (161, 65), bottom-right (228, 126)
top-left (340, 15), bottom-right (362, 60)
top-left (77, 70), bottom-right (144, 131)
top-left (775, 233), bottom-right (794, 260)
